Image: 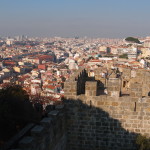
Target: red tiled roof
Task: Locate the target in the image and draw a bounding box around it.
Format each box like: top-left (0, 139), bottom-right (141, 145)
top-left (43, 85), bottom-right (56, 89)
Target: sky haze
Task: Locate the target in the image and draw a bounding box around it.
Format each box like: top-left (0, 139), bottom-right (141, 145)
top-left (0, 0), bottom-right (150, 38)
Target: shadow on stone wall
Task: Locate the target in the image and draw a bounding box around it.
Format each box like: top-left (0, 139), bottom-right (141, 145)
top-left (97, 80), bottom-right (105, 96)
top-left (64, 98), bottom-right (138, 150)
top-left (1, 105), bottom-right (66, 150)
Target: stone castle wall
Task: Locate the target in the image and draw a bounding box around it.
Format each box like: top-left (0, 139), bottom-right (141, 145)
top-left (64, 68), bottom-right (150, 150)
top-left (3, 67), bottom-right (150, 150)
top-left (4, 105), bottom-right (66, 150)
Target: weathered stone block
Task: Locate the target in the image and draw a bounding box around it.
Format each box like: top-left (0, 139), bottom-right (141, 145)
top-left (31, 125), bottom-right (44, 136)
top-left (145, 107), bottom-right (150, 112)
top-left (40, 117), bottom-right (52, 126)
top-left (19, 136), bottom-right (34, 149)
top-left (48, 110), bottom-right (59, 117)
top-left (97, 101), bottom-right (104, 106)
top-left (112, 102), bottom-right (119, 106)
top-left (132, 124), bottom-right (138, 128)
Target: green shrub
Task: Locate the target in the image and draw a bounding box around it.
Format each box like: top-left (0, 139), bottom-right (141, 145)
top-left (125, 37), bottom-right (140, 44)
top-left (119, 53), bottom-right (128, 59)
top-left (136, 134), bottom-right (150, 150)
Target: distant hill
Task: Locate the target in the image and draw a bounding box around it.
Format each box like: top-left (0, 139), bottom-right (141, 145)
top-left (125, 37), bottom-right (141, 44)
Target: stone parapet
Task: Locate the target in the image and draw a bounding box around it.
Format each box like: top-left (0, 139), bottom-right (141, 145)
top-left (107, 78), bottom-right (121, 97)
top-left (85, 81), bottom-right (97, 97)
top-left (9, 105), bottom-right (66, 150)
top-left (64, 67), bottom-right (150, 150)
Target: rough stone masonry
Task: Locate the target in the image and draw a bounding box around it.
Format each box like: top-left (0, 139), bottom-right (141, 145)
top-left (64, 67), bottom-right (150, 150)
top-left (5, 67), bottom-right (150, 150)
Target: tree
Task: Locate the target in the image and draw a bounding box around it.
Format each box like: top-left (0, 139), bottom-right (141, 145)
top-left (119, 53), bottom-right (128, 59)
top-left (86, 56), bottom-right (94, 62)
top-left (125, 37), bottom-right (141, 44)
top-left (61, 76), bottom-right (66, 82)
top-left (0, 85), bottom-right (35, 143)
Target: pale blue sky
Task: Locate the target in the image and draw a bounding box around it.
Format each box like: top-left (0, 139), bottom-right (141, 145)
top-left (0, 0), bottom-right (150, 38)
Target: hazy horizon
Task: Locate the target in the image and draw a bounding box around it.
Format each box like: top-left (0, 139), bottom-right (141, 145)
top-left (1, 0), bottom-right (150, 38)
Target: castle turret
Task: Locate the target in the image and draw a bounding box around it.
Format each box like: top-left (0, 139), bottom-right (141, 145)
top-left (64, 81), bottom-right (77, 99)
top-left (106, 69), bottom-right (121, 97)
top-left (107, 78), bottom-right (121, 97)
top-left (85, 81), bottom-right (97, 97)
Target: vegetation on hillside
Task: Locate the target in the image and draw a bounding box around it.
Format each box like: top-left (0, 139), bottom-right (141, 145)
top-left (119, 53), bottom-right (128, 59)
top-left (0, 85), bottom-right (42, 145)
top-left (125, 37), bottom-right (141, 44)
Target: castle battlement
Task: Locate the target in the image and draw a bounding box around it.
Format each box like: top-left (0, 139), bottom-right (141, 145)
top-left (64, 67), bottom-right (150, 150)
top-left (4, 67), bottom-right (150, 150)
top-left (3, 105), bottom-right (66, 150)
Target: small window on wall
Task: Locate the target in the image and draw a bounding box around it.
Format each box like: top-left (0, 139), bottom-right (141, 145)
top-left (123, 81), bottom-right (129, 88)
top-left (134, 102), bottom-right (136, 112)
top-left (123, 81), bottom-right (126, 87)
